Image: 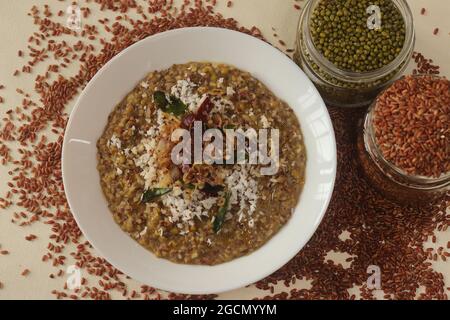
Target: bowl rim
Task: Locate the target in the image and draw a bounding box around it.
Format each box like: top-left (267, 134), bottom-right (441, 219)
top-left (62, 26), bottom-right (337, 294)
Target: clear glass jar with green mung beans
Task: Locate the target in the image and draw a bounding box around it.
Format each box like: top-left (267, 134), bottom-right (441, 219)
top-left (294, 0), bottom-right (415, 108)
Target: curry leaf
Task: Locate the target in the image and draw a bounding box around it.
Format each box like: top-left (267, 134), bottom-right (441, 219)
top-left (153, 91), bottom-right (169, 109)
top-left (166, 96), bottom-right (188, 116)
top-left (142, 188), bottom-right (172, 203)
top-left (202, 183), bottom-right (224, 196)
top-left (153, 91), bottom-right (187, 117)
top-left (184, 183), bottom-right (196, 190)
top-left (213, 192), bottom-right (231, 233)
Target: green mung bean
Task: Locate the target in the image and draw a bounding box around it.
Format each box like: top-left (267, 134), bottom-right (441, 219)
top-left (310, 0), bottom-right (406, 72)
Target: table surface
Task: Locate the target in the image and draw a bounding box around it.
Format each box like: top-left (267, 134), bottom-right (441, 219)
top-left (0, 0), bottom-right (449, 300)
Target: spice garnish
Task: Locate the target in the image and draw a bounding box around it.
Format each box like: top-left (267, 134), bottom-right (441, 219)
top-left (153, 91), bottom-right (169, 109)
top-left (183, 183), bottom-right (196, 190)
top-left (181, 113), bottom-right (196, 129)
top-left (201, 183), bottom-right (225, 196)
top-left (142, 188), bottom-right (172, 203)
top-left (195, 96), bottom-right (214, 122)
top-left (213, 191), bottom-right (231, 233)
top-left (166, 97), bottom-right (188, 116)
top-left (152, 91), bottom-right (187, 116)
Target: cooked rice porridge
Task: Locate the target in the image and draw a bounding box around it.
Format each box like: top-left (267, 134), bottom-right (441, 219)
top-left (97, 62), bottom-right (306, 265)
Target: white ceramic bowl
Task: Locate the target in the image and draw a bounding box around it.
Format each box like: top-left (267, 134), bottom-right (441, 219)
top-left (62, 27), bottom-right (336, 294)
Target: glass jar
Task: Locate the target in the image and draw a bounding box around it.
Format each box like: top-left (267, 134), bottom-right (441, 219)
top-left (294, 0), bottom-right (415, 108)
top-left (357, 93), bottom-right (450, 205)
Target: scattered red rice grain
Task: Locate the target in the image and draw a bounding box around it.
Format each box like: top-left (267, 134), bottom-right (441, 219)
top-left (412, 52), bottom-right (441, 75)
top-left (25, 234), bottom-right (38, 241)
top-left (421, 8), bottom-right (426, 15)
top-left (227, 1), bottom-right (233, 8)
top-left (0, 250), bottom-right (9, 255)
top-left (433, 28), bottom-right (439, 35)
top-left (294, 4), bottom-right (301, 10)
top-left (21, 269), bottom-right (30, 276)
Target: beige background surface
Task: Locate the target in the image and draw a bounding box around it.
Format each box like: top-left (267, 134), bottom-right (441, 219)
top-left (0, 0), bottom-right (449, 299)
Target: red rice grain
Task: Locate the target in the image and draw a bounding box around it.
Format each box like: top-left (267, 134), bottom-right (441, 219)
top-left (25, 234), bottom-right (38, 241)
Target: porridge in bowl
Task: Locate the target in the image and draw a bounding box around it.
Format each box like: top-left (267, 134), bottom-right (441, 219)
top-left (97, 62), bottom-right (306, 265)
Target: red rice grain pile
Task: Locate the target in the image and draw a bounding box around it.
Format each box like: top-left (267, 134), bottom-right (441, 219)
top-left (373, 75), bottom-right (449, 178)
top-left (0, 1), bottom-right (449, 300)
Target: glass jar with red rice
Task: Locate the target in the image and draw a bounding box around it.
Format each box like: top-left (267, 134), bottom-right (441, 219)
top-left (357, 75), bottom-right (450, 205)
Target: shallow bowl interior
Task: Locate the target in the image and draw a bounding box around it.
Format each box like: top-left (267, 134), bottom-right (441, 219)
top-left (62, 27), bottom-right (336, 294)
